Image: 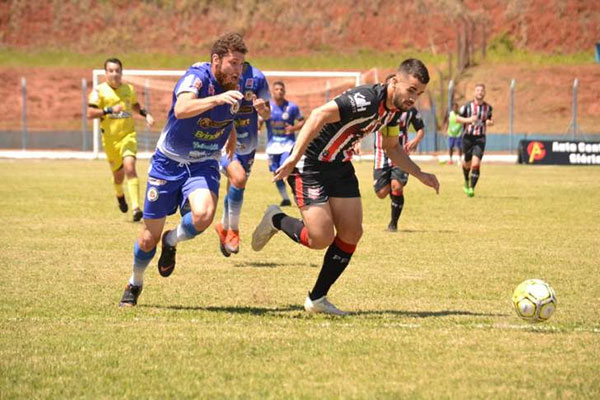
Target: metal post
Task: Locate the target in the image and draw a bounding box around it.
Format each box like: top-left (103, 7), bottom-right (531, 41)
top-left (325, 80), bottom-right (331, 102)
top-left (572, 78), bottom-right (578, 139)
top-left (144, 79), bottom-right (150, 152)
top-left (21, 77), bottom-right (27, 150)
top-left (447, 79), bottom-right (454, 116)
top-left (82, 78), bottom-right (87, 151)
top-left (509, 79), bottom-right (515, 153)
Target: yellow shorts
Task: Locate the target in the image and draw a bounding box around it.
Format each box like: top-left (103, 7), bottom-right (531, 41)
top-left (103, 131), bottom-right (138, 172)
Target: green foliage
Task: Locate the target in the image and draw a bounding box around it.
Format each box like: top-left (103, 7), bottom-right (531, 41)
top-left (1, 159), bottom-right (599, 398)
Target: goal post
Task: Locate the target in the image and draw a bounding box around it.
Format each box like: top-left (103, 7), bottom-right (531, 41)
top-left (91, 69), bottom-right (362, 159)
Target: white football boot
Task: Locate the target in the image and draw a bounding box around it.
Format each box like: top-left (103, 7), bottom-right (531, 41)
top-left (304, 293), bottom-right (348, 316)
top-left (251, 205), bottom-right (282, 251)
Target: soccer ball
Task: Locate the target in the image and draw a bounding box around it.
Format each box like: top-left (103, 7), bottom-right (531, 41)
top-left (512, 279), bottom-right (557, 323)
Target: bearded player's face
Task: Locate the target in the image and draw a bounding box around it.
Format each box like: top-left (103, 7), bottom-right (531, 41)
top-left (213, 51), bottom-right (244, 91)
top-left (391, 73), bottom-right (426, 111)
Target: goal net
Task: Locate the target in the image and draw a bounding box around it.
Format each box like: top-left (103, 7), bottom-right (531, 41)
top-left (91, 69), bottom-right (363, 158)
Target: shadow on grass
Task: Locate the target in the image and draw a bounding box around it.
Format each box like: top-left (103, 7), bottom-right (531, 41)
top-left (232, 262), bottom-right (320, 268)
top-left (139, 304), bottom-right (505, 319)
top-left (353, 309), bottom-right (506, 318)
top-left (140, 304), bottom-right (304, 315)
top-left (388, 229), bottom-right (457, 234)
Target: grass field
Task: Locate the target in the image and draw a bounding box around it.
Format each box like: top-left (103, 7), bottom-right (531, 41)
top-left (1, 158), bottom-right (599, 398)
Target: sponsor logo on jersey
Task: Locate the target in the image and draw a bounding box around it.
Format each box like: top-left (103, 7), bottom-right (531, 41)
top-left (245, 78), bottom-right (254, 88)
top-left (244, 90), bottom-right (254, 101)
top-left (282, 112), bottom-right (289, 120)
top-left (348, 92), bottom-right (371, 113)
top-left (238, 105), bottom-right (254, 114)
top-left (194, 128), bottom-right (227, 140)
top-left (147, 187), bottom-right (159, 202)
top-left (147, 177), bottom-right (166, 186)
top-left (197, 118), bottom-right (232, 129)
top-left (234, 118), bottom-right (251, 127)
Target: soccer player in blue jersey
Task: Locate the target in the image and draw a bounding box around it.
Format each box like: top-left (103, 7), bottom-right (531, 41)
top-left (119, 33), bottom-right (247, 307)
top-left (214, 62), bottom-right (271, 257)
top-left (264, 81), bottom-right (304, 207)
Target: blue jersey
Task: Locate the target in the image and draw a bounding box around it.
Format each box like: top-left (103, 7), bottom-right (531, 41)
top-left (156, 62), bottom-right (239, 164)
top-left (233, 62), bottom-right (270, 155)
top-left (265, 100), bottom-right (303, 155)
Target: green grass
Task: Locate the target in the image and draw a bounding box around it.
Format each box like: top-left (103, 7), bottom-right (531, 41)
top-left (1, 159), bottom-right (599, 398)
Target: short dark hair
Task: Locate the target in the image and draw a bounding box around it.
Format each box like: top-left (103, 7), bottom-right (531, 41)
top-left (397, 58), bottom-right (429, 84)
top-left (475, 83), bottom-right (486, 89)
top-left (272, 81), bottom-right (285, 89)
top-left (211, 33), bottom-right (248, 59)
top-left (104, 58), bottom-right (122, 71)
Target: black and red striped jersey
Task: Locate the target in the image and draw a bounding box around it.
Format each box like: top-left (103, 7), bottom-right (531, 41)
top-left (459, 100), bottom-right (493, 136)
top-left (305, 84), bottom-right (401, 163)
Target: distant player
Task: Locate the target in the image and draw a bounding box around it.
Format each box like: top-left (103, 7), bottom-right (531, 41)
top-left (119, 33), bottom-right (247, 307)
top-left (456, 84), bottom-right (494, 197)
top-left (251, 59), bottom-right (439, 315)
top-left (264, 81), bottom-right (305, 206)
top-left (373, 101), bottom-right (425, 232)
top-left (214, 62), bottom-right (270, 257)
top-left (87, 58), bottom-right (155, 221)
top-left (445, 101), bottom-right (462, 164)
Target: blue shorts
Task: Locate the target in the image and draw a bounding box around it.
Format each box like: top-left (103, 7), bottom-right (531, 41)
top-left (268, 151), bottom-right (292, 173)
top-left (143, 151), bottom-right (221, 220)
top-left (220, 151), bottom-right (256, 176)
top-left (448, 136), bottom-right (462, 149)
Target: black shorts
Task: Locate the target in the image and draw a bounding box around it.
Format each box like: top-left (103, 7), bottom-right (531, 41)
top-left (463, 135), bottom-right (486, 162)
top-left (287, 160), bottom-right (360, 207)
top-left (373, 166), bottom-right (409, 193)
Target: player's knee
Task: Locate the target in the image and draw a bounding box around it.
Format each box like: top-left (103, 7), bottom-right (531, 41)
top-left (139, 231), bottom-right (158, 252)
top-left (191, 208), bottom-right (214, 231)
top-left (375, 187), bottom-right (389, 199)
top-left (309, 230), bottom-right (336, 250)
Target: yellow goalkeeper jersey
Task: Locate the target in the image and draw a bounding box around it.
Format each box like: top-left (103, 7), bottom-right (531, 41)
top-left (88, 82), bottom-right (138, 138)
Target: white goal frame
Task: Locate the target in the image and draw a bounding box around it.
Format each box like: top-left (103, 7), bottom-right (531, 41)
top-left (91, 69), bottom-right (362, 158)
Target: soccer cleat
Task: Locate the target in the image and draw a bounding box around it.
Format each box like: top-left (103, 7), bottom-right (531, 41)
top-left (463, 183), bottom-right (470, 195)
top-left (386, 222), bottom-right (398, 232)
top-left (467, 187), bottom-right (475, 197)
top-left (225, 229), bottom-right (240, 254)
top-left (119, 283), bottom-right (143, 307)
top-left (132, 208), bottom-right (143, 222)
top-left (251, 205), bottom-right (282, 251)
top-left (157, 230), bottom-right (177, 277)
top-left (280, 199), bottom-right (292, 207)
top-left (214, 222), bottom-right (231, 258)
top-left (304, 293), bottom-right (348, 316)
top-left (117, 195), bottom-right (128, 213)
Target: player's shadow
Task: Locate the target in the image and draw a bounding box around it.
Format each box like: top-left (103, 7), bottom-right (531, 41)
top-left (232, 262), bottom-right (320, 268)
top-left (387, 229), bottom-right (456, 234)
top-left (353, 309), bottom-right (506, 318)
top-left (140, 304), bottom-right (303, 315)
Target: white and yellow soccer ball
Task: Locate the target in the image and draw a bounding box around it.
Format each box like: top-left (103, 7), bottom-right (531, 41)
top-left (512, 279), bottom-right (557, 323)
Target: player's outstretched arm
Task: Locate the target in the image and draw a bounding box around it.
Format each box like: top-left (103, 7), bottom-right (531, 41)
top-left (273, 100), bottom-right (340, 182)
top-left (174, 90), bottom-right (243, 119)
top-left (384, 137), bottom-right (439, 194)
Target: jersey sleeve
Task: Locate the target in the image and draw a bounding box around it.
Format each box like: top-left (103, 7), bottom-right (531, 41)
top-left (411, 111), bottom-right (425, 131)
top-left (459, 103), bottom-right (469, 117)
top-left (487, 105), bottom-right (493, 120)
top-left (256, 74), bottom-right (271, 102)
top-left (291, 103), bottom-right (304, 121)
top-left (128, 84), bottom-right (138, 106)
top-left (175, 70), bottom-right (205, 98)
top-left (334, 86), bottom-right (377, 122)
top-left (88, 88), bottom-right (102, 108)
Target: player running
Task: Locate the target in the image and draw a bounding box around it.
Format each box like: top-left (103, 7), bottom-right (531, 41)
top-left (456, 83), bottom-right (494, 197)
top-left (214, 61), bottom-right (270, 257)
top-left (87, 58), bottom-right (155, 222)
top-left (264, 81), bottom-right (305, 206)
top-left (251, 59), bottom-right (439, 315)
top-left (373, 102), bottom-right (425, 232)
top-left (119, 33), bottom-right (246, 307)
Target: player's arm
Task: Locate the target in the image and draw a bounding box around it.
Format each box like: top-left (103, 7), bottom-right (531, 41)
top-left (273, 100), bottom-right (340, 181)
top-left (174, 91), bottom-right (243, 119)
top-left (486, 107), bottom-right (494, 126)
top-left (284, 117), bottom-right (305, 134)
top-left (382, 131), bottom-right (439, 194)
top-left (132, 102), bottom-right (155, 127)
top-left (404, 128), bottom-right (425, 154)
top-left (252, 95), bottom-right (270, 120)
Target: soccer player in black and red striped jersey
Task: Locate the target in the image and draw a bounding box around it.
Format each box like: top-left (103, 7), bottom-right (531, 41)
top-left (251, 59), bottom-right (439, 315)
top-left (456, 83), bottom-right (494, 197)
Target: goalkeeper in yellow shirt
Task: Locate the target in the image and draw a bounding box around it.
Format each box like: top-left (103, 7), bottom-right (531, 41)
top-left (87, 58), bottom-right (154, 221)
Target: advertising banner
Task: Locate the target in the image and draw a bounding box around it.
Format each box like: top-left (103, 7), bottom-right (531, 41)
top-left (518, 140), bottom-right (600, 165)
